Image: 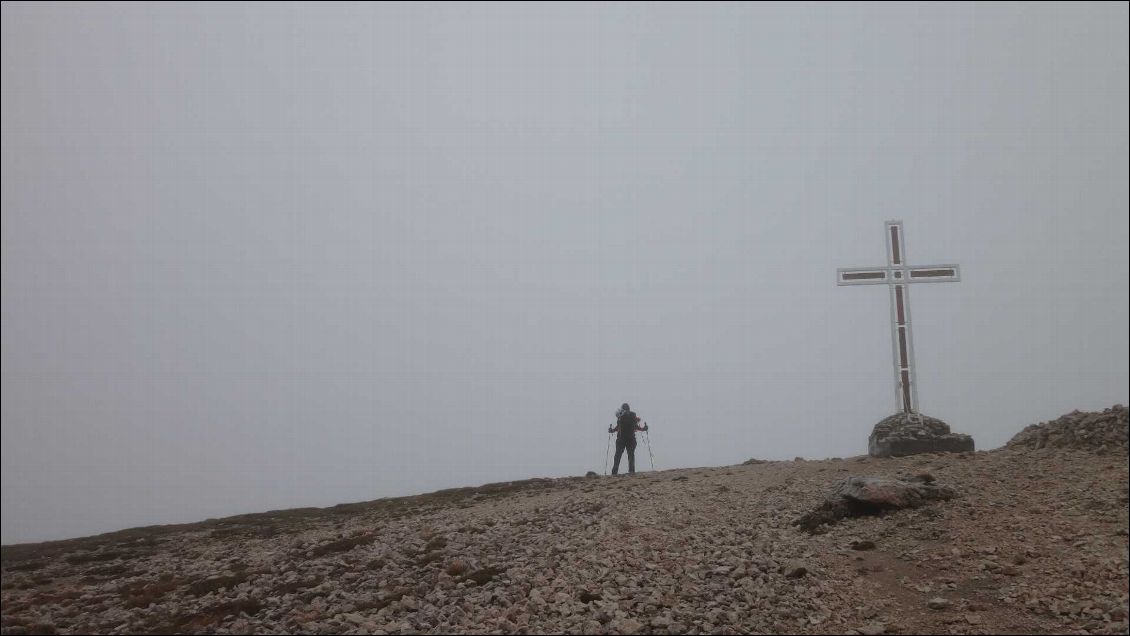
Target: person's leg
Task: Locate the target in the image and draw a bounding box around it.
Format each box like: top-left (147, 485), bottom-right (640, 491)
top-left (627, 439), bottom-right (637, 474)
top-left (612, 438), bottom-right (626, 475)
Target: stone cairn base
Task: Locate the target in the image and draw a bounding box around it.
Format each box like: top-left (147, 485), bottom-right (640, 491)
top-left (868, 412), bottom-right (974, 458)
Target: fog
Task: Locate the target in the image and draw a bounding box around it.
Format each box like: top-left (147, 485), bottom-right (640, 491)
top-left (3, 2), bottom-right (1127, 544)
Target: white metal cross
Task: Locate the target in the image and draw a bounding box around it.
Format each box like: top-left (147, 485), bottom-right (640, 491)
top-left (836, 221), bottom-right (961, 414)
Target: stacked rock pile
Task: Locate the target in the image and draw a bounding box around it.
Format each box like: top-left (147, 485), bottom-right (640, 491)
top-left (1007, 405), bottom-right (1128, 452)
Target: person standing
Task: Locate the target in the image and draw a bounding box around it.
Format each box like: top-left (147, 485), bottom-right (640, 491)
top-left (608, 403), bottom-right (648, 475)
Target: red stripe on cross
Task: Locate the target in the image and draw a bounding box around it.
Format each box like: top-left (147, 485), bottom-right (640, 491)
top-left (890, 225), bottom-right (902, 265)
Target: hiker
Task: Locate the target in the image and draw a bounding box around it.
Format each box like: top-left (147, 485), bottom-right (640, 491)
top-left (608, 403), bottom-right (648, 475)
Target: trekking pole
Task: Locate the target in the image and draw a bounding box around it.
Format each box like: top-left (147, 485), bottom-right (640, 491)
top-left (603, 431), bottom-right (612, 475)
top-left (644, 426), bottom-right (656, 471)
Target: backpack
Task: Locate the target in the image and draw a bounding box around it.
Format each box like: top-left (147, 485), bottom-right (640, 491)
top-left (616, 411), bottom-right (638, 439)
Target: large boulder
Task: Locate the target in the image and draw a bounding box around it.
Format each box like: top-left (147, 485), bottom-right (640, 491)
top-left (868, 413), bottom-right (974, 458)
top-left (794, 474), bottom-right (956, 532)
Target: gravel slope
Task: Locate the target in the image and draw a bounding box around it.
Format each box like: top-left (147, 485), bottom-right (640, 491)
top-left (2, 417), bottom-right (1128, 635)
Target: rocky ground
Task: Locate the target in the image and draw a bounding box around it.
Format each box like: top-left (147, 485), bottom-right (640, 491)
top-left (1007, 406), bottom-right (1129, 453)
top-left (2, 408), bottom-right (1128, 635)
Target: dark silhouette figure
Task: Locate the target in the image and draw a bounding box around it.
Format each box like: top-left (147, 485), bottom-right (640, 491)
top-left (608, 403), bottom-right (648, 475)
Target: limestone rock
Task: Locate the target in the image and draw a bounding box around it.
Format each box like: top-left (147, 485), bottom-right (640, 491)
top-left (927, 597), bottom-right (951, 610)
top-left (794, 475), bottom-right (956, 532)
top-left (782, 560), bottom-right (809, 579)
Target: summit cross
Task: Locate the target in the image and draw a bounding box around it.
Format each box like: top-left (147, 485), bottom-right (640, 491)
top-left (836, 221), bottom-right (961, 414)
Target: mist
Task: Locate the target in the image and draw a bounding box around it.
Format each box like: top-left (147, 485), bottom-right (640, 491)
top-left (3, 2), bottom-right (1127, 544)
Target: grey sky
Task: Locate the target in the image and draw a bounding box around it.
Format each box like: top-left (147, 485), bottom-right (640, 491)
top-left (3, 2), bottom-right (1127, 544)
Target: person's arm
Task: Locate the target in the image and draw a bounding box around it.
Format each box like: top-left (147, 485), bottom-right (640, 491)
top-left (637, 419), bottom-right (648, 432)
top-left (608, 422), bottom-right (618, 434)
